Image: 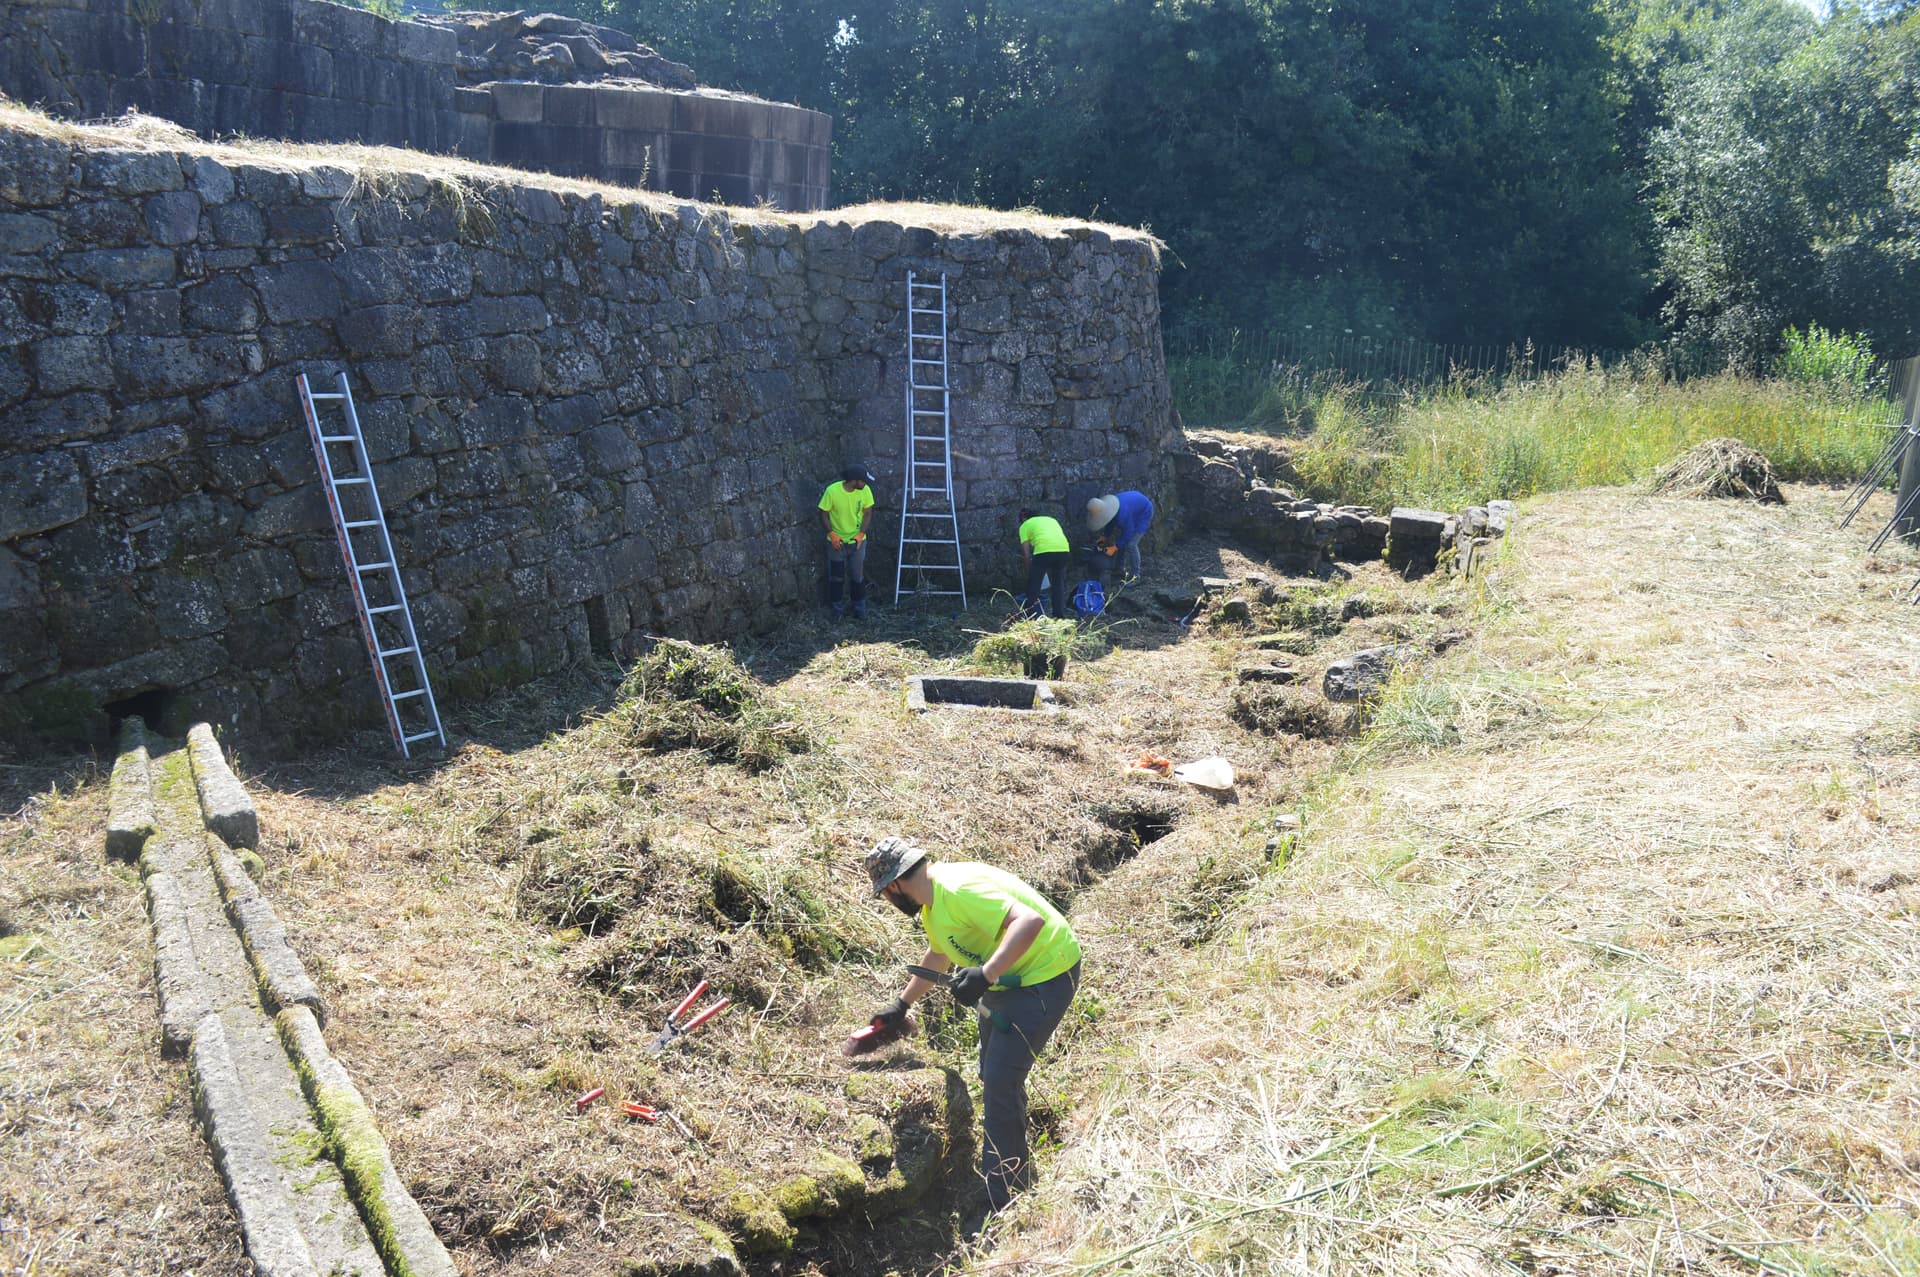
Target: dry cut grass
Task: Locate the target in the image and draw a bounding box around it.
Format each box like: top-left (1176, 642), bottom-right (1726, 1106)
top-left (975, 485), bottom-right (1920, 1276)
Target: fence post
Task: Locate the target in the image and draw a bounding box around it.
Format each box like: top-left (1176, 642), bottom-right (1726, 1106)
top-left (1898, 365), bottom-right (1920, 543)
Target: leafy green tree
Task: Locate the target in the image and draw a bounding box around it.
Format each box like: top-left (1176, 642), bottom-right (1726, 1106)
top-left (1649, 2), bottom-right (1920, 369)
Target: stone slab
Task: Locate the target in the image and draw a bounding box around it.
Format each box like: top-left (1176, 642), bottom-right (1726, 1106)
top-left (222, 1013), bottom-right (386, 1277)
top-left (188, 722), bottom-right (259, 850)
top-left (105, 716), bottom-right (156, 861)
top-left (190, 1013), bottom-right (322, 1277)
top-left (145, 868), bottom-right (215, 1056)
top-left (278, 1006), bottom-right (460, 1277)
top-left (211, 840), bottom-right (327, 1025)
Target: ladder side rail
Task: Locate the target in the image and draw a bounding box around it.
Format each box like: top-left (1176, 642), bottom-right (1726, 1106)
top-left (896, 271), bottom-right (918, 606)
top-left (300, 373), bottom-right (406, 753)
top-left (334, 372), bottom-right (445, 754)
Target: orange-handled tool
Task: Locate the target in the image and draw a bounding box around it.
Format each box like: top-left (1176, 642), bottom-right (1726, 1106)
top-left (622, 1102), bottom-right (660, 1122)
top-left (650, 979), bottom-right (731, 1052)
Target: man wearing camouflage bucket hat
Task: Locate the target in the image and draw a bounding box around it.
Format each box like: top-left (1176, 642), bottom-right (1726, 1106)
top-left (861, 835), bottom-right (1083, 1212)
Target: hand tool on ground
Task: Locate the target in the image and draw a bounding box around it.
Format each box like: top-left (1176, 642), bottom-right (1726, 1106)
top-left (622, 1101), bottom-right (660, 1123)
top-left (650, 979), bottom-right (731, 1052)
top-left (574, 1086), bottom-right (604, 1112)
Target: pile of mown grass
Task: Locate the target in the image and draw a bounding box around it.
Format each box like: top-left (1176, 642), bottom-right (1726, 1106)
top-left (1650, 436), bottom-right (1785, 503)
top-left (614, 638), bottom-right (811, 771)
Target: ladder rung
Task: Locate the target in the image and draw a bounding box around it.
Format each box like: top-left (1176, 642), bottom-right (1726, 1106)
top-left (391, 688), bottom-right (428, 700)
top-left (367, 604), bottom-right (403, 615)
top-left (378, 646), bottom-right (416, 659)
top-left (902, 537), bottom-right (959, 545)
top-left (320, 434), bottom-right (356, 442)
top-left (344, 520), bottom-right (380, 528)
top-left (910, 358), bottom-right (944, 365)
top-left (909, 307), bottom-right (945, 315)
top-left (333, 476), bottom-right (370, 486)
top-left (358, 561), bottom-right (393, 572)
top-left (402, 730), bottom-right (441, 743)
top-left (308, 392), bottom-right (346, 401)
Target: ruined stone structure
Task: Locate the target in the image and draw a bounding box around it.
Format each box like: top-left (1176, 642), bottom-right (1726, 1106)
top-left (0, 119), bottom-right (1174, 749)
top-left (0, 0), bottom-right (832, 210)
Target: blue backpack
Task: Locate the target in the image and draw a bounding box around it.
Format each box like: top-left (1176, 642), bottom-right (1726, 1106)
top-left (1073, 579), bottom-right (1106, 619)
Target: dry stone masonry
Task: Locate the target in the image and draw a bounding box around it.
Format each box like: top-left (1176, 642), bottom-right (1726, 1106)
top-left (1176, 433), bottom-right (1515, 577)
top-left (2, 0), bottom-right (832, 209)
top-left (0, 119), bottom-right (1174, 749)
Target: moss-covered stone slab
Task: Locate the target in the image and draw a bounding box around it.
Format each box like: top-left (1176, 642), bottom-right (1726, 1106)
top-left (190, 1013), bottom-right (325, 1277)
top-left (105, 716), bottom-right (157, 861)
top-left (277, 1006), bottom-right (459, 1277)
top-left (188, 722), bottom-right (260, 851)
top-left (211, 838), bottom-right (327, 1025)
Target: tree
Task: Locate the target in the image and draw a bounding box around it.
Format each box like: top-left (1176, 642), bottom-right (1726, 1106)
top-left (1649, 2), bottom-right (1920, 368)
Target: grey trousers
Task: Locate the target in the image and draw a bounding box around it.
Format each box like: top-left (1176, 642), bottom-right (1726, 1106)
top-left (977, 961), bottom-right (1081, 1209)
top-left (826, 537), bottom-right (867, 607)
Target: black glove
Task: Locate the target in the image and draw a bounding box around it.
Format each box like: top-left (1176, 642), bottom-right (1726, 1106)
top-left (870, 997), bottom-right (911, 1029)
top-left (949, 967), bottom-right (991, 1007)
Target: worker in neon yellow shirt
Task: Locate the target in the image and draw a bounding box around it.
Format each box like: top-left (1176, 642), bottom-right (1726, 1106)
top-left (1017, 506), bottom-right (1070, 619)
top-left (863, 836), bottom-right (1083, 1211)
top-left (817, 465), bottom-right (876, 618)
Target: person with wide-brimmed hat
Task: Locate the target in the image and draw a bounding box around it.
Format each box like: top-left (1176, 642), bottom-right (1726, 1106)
top-left (860, 836), bottom-right (1082, 1212)
top-left (818, 464), bottom-right (876, 618)
top-left (1086, 489), bottom-right (1154, 585)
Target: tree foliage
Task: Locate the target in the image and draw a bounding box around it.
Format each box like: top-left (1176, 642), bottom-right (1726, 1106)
top-left (559, 0), bottom-right (1920, 361)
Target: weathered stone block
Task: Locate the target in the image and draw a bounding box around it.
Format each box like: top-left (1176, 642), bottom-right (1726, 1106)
top-left (60, 246), bottom-right (177, 287)
top-left (251, 260), bottom-right (341, 323)
top-left (339, 305), bottom-right (418, 356)
top-left (1388, 507), bottom-right (1449, 541)
top-left (1, 449), bottom-right (87, 540)
top-left (84, 149), bottom-right (183, 194)
top-left (142, 189), bottom-right (202, 245)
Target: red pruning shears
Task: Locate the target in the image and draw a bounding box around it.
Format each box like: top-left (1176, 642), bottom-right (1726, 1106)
top-left (650, 979), bottom-right (731, 1052)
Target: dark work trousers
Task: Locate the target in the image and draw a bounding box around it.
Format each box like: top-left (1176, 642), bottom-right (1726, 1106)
top-left (977, 961), bottom-right (1081, 1210)
top-left (826, 537), bottom-right (867, 612)
top-left (1023, 551), bottom-right (1069, 618)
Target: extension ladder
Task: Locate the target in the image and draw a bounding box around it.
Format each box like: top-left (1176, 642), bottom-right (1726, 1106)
top-left (893, 271), bottom-right (967, 607)
top-left (296, 372), bottom-right (446, 758)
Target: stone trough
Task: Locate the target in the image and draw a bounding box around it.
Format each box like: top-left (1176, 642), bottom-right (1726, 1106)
top-left (905, 676), bottom-right (1058, 712)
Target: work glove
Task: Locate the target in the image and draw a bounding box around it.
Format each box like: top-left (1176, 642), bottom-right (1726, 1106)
top-left (949, 967), bottom-right (992, 1007)
top-left (1104, 544), bottom-right (1118, 557)
top-left (829, 532), bottom-right (845, 549)
top-left (870, 997), bottom-right (911, 1029)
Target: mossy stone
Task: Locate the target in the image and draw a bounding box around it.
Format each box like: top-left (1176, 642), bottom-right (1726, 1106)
top-left (725, 1189), bottom-right (795, 1256)
top-left (770, 1175), bottom-right (821, 1220)
top-left (0, 934), bottom-right (47, 961)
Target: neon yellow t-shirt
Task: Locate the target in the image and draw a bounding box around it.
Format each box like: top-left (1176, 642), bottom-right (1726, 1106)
top-left (1019, 515), bottom-right (1069, 556)
top-left (920, 862), bottom-right (1081, 987)
top-left (818, 481), bottom-right (875, 540)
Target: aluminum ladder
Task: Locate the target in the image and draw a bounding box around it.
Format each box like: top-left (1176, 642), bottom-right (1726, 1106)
top-left (893, 271), bottom-right (967, 607)
top-left (296, 371), bottom-right (446, 758)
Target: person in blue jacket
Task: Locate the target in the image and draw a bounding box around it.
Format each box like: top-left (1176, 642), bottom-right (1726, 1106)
top-left (1086, 491), bottom-right (1154, 584)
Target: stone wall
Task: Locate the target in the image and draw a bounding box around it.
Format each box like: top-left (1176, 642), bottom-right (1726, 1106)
top-left (2, 0), bottom-right (461, 151)
top-left (460, 82), bottom-right (831, 212)
top-left (0, 121), bottom-right (1173, 750)
top-left (1, 0), bottom-right (833, 211)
